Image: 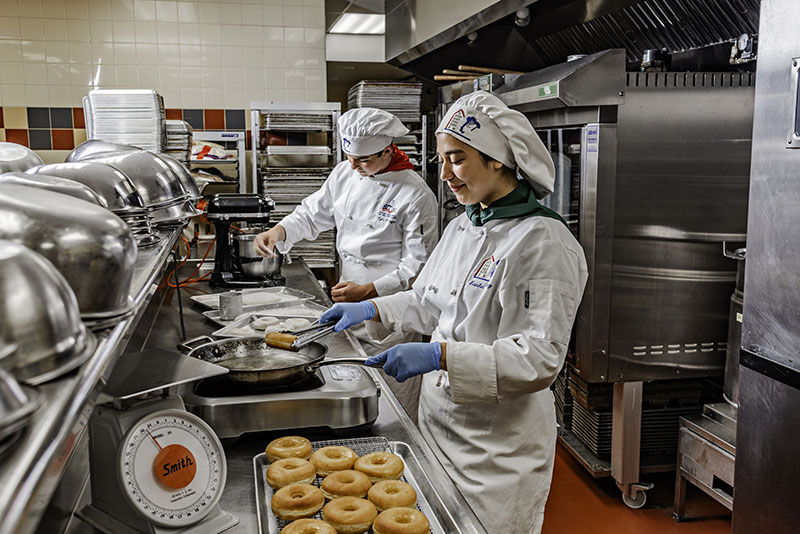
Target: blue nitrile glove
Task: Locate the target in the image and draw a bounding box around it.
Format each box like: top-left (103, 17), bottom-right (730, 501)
top-left (366, 343), bottom-right (442, 383)
top-left (319, 301), bottom-right (376, 332)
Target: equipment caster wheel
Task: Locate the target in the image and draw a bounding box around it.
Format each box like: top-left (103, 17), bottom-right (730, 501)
top-left (622, 489), bottom-right (647, 509)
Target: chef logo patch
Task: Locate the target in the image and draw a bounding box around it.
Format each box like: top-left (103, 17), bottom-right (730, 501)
top-left (377, 200), bottom-right (397, 223)
top-left (342, 137), bottom-right (351, 150)
top-left (469, 255), bottom-right (498, 289)
top-left (443, 109), bottom-right (480, 141)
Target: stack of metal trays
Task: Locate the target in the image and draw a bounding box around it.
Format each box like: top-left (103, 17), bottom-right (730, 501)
top-left (116, 208), bottom-right (159, 248)
top-left (0, 354), bottom-right (42, 455)
top-left (271, 206), bottom-right (336, 268)
top-left (163, 120), bottom-right (192, 166)
top-left (553, 365), bottom-right (573, 429)
top-left (261, 167), bottom-right (330, 203)
top-left (83, 89), bottom-right (166, 152)
top-left (347, 81), bottom-right (423, 123)
top-left (262, 113), bottom-right (333, 131)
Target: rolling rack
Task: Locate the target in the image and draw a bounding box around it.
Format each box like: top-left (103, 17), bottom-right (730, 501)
top-left (250, 102), bottom-right (342, 269)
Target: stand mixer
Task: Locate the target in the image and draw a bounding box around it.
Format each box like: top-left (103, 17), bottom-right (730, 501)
top-left (206, 193), bottom-right (286, 288)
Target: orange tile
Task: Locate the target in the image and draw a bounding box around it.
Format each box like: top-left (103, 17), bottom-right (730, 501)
top-left (204, 109), bottom-right (224, 130)
top-left (72, 108), bottom-right (85, 129)
top-left (5, 129), bottom-right (28, 147)
top-left (165, 108), bottom-right (182, 120)
top-left (51, 129), bottom-right (75, 150)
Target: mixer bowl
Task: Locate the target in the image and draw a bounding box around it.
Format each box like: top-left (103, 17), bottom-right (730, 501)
top-left (234, 234), bottom-right (282, 278)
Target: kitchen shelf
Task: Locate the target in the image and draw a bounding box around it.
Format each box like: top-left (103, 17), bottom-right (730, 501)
top-left (0, 225), bottom-right (184, 534)
top-left (263, 146), bottom-right (332, 156)
top-left (192, 130), bottom-right (248, 193)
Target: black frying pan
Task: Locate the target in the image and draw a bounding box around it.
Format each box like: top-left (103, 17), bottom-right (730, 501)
top-left (178, 336), bottom-right (380, 390)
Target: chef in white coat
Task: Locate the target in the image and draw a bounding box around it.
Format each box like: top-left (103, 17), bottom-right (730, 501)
top-left (319, 91), bottom-right (588, 533)
top-left (254, 107), bottom-right (438, 421)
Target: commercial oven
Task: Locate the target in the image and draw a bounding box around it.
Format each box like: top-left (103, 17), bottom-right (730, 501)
top-left (438, 49), bottom-right (754, 504)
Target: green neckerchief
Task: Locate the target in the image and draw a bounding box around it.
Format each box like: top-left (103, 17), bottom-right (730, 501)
top-left (465, 181), bottom-right (568, 227)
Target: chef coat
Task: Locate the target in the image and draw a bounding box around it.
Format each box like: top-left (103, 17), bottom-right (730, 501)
top-left (275, 160), bottom-right (438, 297)
top-left (367, 210), bottom-right (588, 533)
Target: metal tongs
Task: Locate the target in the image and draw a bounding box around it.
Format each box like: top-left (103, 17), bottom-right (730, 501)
top-left (263, 319), bottom-right (337, 351)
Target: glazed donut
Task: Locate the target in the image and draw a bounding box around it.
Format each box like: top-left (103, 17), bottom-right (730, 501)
top-left (267, 458), bottom-right (317, 489)
top-left (372, 508), bottom-right (430, 534)
top-left (322, 497), bottom-right (377, 534)
top-left (367, 480), bottom-right (417, 512)
top-left (266, 436), bottom-right (313, 462)
top-left (310, 446), bottom-right (358, 476)
top-left (281, 518), bottom-right (337, 534)
top-left (271, 483), bottom-right (325, 520)
top-left (353, 452), bottom-right (404, 483)
top-left (321, 470), bottom-right (372, 500)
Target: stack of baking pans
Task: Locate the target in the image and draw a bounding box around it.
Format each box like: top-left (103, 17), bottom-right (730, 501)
top-left (261, 167), bottom-right (330, 204)
top-left (163, 120), bottom-right (192, 166)
top-left (83, 89), bottom-right (166, 152)
top-left (116, 208), bottom-right (159, 248)
top-left (270, 207), bottom-right (336, 267)
top-left (0, 348), bottom-right (42, 454)
top-left (347, 81), bottom-right (423, 123)
top-left (262, 113), bottom-right (333, 131)
top-left (553, 366), bottom-right (573, 428)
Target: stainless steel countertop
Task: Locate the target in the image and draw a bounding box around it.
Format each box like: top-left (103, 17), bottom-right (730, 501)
top-left (137, 260), bottom-right (488, 534)
top-left (0, 225), bottom-right (184, 534)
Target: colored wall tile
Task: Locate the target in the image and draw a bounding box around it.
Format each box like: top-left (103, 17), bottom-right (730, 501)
top-left (6, 129), bottom-right (29, 147)
top-left (29, 129), bottom-right (51, 149)
top-left (27, 107), bottom-right (50, 128)
top-left (225, 109), bottom-right (245, 130)
top-left (3, 107), bottom-right (28, 129)
top-left (73, 128), bottom-right (87, 146)
top-left (51, 129), bottom-right (74, 150)
top-left (204, 109), bottom-right (224, 129)
top-left (50, 108), bottom-right (73, 128)
top-left (0, 108), bottom-right (3, 129)
top-left (182, 108), bottom-right (203, 129)
top-left (0, 131), bottom-right (5, 142)
top-left (165, 108), bottom-right (182, 120)
top-left (72, 108), bottom-right (85, 129)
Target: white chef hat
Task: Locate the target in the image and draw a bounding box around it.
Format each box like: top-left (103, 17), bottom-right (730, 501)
top-left (338, 108), bottom-right (409, 156)
top-left (436, 91), bottom-right (555, 199)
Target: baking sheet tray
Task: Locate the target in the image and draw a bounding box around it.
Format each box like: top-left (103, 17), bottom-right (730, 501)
top-left (202, 300), bottom-right (329, 327)
top-left (254, 437), bottom-right (446, 534)
top-left (190, 287), bottom-right (315, 310)
top-left (212, 308), bottom-right (326, 338)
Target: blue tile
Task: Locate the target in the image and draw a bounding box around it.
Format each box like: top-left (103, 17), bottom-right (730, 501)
top-left (182, 109), bottom-right (204, 130)
top-left (29, 129), bottom-right (51, 150)
top-left (27, 107), bottom-right (50, 128)
top-left (225, 109), bottom-right (245, 130)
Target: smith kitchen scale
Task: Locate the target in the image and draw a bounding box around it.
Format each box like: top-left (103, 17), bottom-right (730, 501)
top-left (77, 350), bottom-right (239, 534)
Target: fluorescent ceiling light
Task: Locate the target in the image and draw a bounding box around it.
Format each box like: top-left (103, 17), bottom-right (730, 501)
top-left (329, 14), bottom-right (385, 34)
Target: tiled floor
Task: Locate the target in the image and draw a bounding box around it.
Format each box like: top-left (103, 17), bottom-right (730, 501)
top-left (543, 445), bottom-right (732, 534)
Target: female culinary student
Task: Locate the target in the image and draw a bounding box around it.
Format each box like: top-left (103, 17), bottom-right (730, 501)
top-left (319, 91), bottom-right (588, 533)
top-left (254, 107), bottom-right (438, 421)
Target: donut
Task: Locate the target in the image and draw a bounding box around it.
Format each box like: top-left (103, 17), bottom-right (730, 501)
top-left (321, 470), bottom-right (372, 500)
top-left (353, 452), bottom-right (404, 483)
top-left (267, 458), bottom-right (317, 489)
top-left (310, 446), bottom-right (358, 476)
top-left (367, 480), bottom-right (417, 512)
top-left (372, 508), bottom-right (430, 534)
top-left (284, 317), bottom-right (312, 331)
top-left (322, 497), bottom-right (377, 534)
top-left (252, 316), bottom-right (281, 330)
top-left (281, 518), bottom-right (337, 534)
top-left (266, 436), bottom-right (313, 462)
top-left (271, 484), bottom-right (325, 520)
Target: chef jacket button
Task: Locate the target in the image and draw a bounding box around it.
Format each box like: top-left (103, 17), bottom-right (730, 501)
top-left (366, 223), bottom-right (373, 228)
top-left (348, 215), bottom-right (353, 220)
top-left (450, 289), bottom-right (457, 296)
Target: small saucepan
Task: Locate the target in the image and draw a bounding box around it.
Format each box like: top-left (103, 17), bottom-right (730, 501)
top-left (178, 336), bottom-right (381, 390)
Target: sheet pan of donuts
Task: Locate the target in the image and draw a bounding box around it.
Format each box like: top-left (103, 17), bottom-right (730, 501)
top-left (213, 314), bottom-right (317, 338)
top-left (255, 435), bottom-right (437, 534)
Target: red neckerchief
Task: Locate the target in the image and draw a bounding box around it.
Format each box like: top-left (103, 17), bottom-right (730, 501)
top-left (378, 144), bottom-right (415, 173)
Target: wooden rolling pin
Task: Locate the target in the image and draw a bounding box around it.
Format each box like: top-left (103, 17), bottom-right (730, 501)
top-left (458, 65), bottom-right (525, 74)
top-left (434, 75), bottom-right (478, 81)
top-left (443, 69), bottom-right (483, 76)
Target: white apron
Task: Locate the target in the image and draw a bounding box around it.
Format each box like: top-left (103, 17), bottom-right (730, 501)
top-left (368, 212), bottom-right (588, 533)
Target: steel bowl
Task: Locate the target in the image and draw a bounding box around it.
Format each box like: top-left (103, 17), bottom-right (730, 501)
top-left (65, 139), bottom-right (140, 162)
top-left (83, 151), bottom-right (189, 210)
top-left (0, 172), bottom-right (107, 207)
top-left (0, 142), bottom-right (44, 174)
top-left (0, 241), bottom-right (97, 385)
top-left (234, 234), bottom-right (282, 277)
top-left (26, 162), bottom-right (145, 212)
top-left (0, 184), bottom-right (137, 326)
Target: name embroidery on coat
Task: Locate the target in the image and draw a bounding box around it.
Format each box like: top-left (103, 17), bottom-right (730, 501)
top-left (469, 255), bottom-right (498, 289)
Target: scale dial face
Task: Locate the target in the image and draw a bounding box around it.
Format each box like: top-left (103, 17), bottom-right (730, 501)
top-left (118, 409), bottom-right (226, 528)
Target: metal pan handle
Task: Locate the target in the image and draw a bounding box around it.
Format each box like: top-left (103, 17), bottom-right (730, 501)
top-left (307, 358), bottom-right (384, 372)
top-left (177, 335), bottom-right (215, 353)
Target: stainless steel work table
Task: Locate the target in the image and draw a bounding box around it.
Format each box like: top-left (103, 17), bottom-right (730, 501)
top-left (139, 259), bottom-right (488, 534)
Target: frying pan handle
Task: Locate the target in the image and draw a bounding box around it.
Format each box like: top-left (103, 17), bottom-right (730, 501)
top-left (311, 358), bottom-right (384, 370)
top-left (177, 335), bottom-right (215, 353)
